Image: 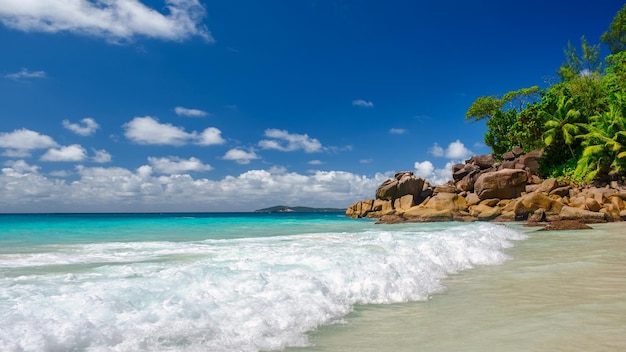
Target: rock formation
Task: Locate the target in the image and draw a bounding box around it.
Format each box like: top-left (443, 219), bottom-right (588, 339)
top-left (346, 148), bottom-right (626, 225)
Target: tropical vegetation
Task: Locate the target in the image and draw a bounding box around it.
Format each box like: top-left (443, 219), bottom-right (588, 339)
top-left (466, 4), bottom-right (626, 184)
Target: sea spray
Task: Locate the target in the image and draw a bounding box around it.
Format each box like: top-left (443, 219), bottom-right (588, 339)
top-left (0, 219), bottom-right (526, 352)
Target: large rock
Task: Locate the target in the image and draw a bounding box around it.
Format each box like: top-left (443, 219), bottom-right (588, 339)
top-left (421, 192), bottom-right (468, 212)
top-left (452, 163), bottom-right (480, 182)
top-left (375, 172), bottom-right (425, 203)
top-left (513, 192), bottom-right (564, 220)
top-left (466, 154), bottom-right (496, 170)
top-left (403, 208), bottom-right (454, 222)
top-left (517, 149), bottom-right (543, 175)
top-left (474, 169), bottom-right (528, 200)
top-left (455, 170), bottom-right (484, 192)
top-left (537, 178), bottom-right (561, 194)
top-left (394, 194), bottom-right (415, 210)
top-left (345, 199), bottom-right (375, 218)
top-left (469, 203), bottom-right (502, 220)
top-left (559, 206), bottom-right (607, 222)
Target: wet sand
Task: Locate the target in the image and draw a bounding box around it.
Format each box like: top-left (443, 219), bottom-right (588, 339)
top-left (289, 222), bottom-right (626, 352)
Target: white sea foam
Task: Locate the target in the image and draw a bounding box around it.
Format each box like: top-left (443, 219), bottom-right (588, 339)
top-left (0, 223), bottom-right (525, 352)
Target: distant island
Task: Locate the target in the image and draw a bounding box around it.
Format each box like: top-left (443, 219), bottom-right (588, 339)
top-left (254, 206), bottom-right (346, 213)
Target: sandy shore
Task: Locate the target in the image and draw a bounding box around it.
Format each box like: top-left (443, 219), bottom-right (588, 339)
top-left (288, 222), bottom-right (626, 351)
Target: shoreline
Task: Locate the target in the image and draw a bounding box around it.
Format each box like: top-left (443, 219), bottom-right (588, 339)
top-left (288, 221), bottom-right (626, 352)
top-left (347, 150), bottom-right (626, 226)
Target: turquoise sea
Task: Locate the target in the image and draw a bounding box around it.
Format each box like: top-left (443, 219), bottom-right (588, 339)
top-left (1, 213), bottom-right (624, 351)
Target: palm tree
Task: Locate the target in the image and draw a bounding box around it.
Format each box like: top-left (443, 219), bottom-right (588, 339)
top-left (575, 93), bottom-right (626, 181)
top-left (541, 95), bottom-right (584, 159)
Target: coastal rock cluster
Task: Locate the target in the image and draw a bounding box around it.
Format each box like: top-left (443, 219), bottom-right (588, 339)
top-left (346, 147), bottom-right (626, 224)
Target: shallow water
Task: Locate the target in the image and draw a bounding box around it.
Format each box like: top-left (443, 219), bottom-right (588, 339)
top-left (290, 223), bottom-right (626, 352)
top-left (0, 213), bottom-right (526, 351)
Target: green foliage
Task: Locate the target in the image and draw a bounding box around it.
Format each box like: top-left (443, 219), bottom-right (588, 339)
top-left (604, 51), bottom-right (626, 92)
top-left (558, 36), bottom-right (602, 81)
top-left (465, 96), bottom-right (503, 121)
top-left (484, 109), bottom-right (518, 157)
top-left (465, 86), bottom-right (541, 154)
top-left (601, 4), bottom-right (626, 54)
top-left (540, 95), bottom-right (583, 158)
top-left (465, 86), bottom-right (540, 122)
top-left (574, 93), bottom-right (626, 182)
top-left (540, 156), bottom-right (579, 181)
top-left (511, 104), bottom-right (546, 152)
top-left (465, 5), bottom-right (626, 183)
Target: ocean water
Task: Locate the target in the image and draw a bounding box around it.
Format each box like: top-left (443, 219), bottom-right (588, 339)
top-left (0, 213), bottom-right (626, 352)
top-left (0, 213), bottom-right (527, 352)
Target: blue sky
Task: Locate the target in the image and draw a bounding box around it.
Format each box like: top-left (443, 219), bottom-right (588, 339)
top-left (0, 0), bottom-right (622, 212)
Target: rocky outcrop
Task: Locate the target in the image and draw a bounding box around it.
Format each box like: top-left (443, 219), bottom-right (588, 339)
top-left (474, 169), bottom-right (528, 200)
top-left (346, 147), bottom-right (626, 226)
top-left (375, 171), bottom-right (424, 203)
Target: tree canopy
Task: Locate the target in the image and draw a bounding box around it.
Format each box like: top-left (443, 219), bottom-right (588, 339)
top-left (466, 5), bottom-right (626, 184)
top-left (601, 4), bottom-right (626, 54)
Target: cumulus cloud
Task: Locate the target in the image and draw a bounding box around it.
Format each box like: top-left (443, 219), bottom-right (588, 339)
top-left (308, 160), bottom-right (323, 165)
top-left (49, 170), bottom-right (72, 177)
top-left (0, 161), bottom-right (390, 212)
top-left (429, 143), bottom-right (444, 157)
top-left (352, 99), bottom-right (374, 108)
top-left (62, 117), bottom-right (100, 136)
top-left (148, 156), bottom-right (212, 174)
top-left (414, 160), bottom-right (454, 185)
top-left (174, 106), bottom-right (209, 117)
top-left (123, 116), bottom-right (224, 146)
top-left (414, 160), bottom-right (434, 179)
top-left (5, 68), bottom-right (46, 80)
top-left (389, 128), bottom-right (407, 135)
top-left (222, 148), bottom-right (260, 165)
top-left (446, 140), bottom-right (473, 159)
top-left (40, 144), bottom-right (87, 162)
top-left (0, 128), bottom-right (58, 156)
top-left (92, 149), bottom-right (112, 163)
top-left (428, 140), bottom-right (473, 160)
top-left (124, 116), bottom-right (189, 145)
top-left (259, 129), bottom-right (323, 153)
top-left (197, 127), bottom-right (225, 146)
top-left (0, 0), bottom-right (213, 42)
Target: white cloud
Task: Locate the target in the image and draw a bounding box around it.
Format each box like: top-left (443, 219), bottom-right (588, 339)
top-left (49, 170), bottom-right (72, 177)
top-left (258, 129), bottom-right (323, 153)
top-left (222, 148), bottom-right (260, 165)
top-left (4, 159), bottom-right (39, 173)
top-left (197, 127), bottom-right (225, 146)
top-left (360, 159), bottom-right (373, 164)
top-left (148, 156), bottom-right (212, 174)
top-left (5, 68), bottom-right (46, 80)
top-left (414, 161), bottom-right (435, 179)
top-left (389, 128), bottom-right (406, 135)
top-left (308, 160), bottom-right (323, 165)
top-left (123, 116), bottom-right (224, 146)
top-left (62, 117), bottom-right (100, 136)
top-left (124, 116), bottom-right (190, 145)
top-left (352, 99), bottom-right (374, 108)
top-left (0, 0), bottom-right (213, 42)
top-left (428, 140), bottom-right (473, 160)
top-left (414, 160), bottom-right (454, 185)
top-left (0, 128), bottom-right (58, 156)
top-left (0, 161), bottom-right (391, 212)
top-left (40, 144), bottom-right (87, 162)
top-left (429, 143), bottom-right (444, 157)
top-left (175, 106), bottom-right (208, 117)
top-left (92, 149), bottom-right (112, 163)
top-left (445, 140), bottom-right (473, 159)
